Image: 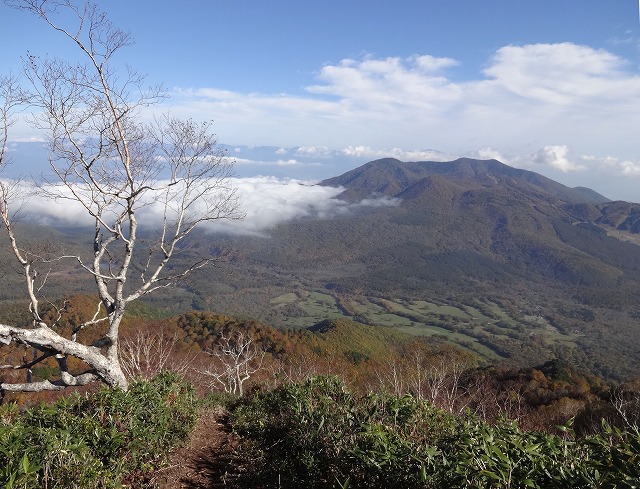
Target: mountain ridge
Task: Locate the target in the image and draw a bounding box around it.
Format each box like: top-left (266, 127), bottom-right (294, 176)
top-left (1, 157), bottom-right (640, 380)
top-left (219, 157), bottom-right (640, 379)
top-left (321, 157), bottom-right (610, 205)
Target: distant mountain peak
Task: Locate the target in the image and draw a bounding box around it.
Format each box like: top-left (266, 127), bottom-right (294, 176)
top-left (321, 158), bottom-right (610, 205)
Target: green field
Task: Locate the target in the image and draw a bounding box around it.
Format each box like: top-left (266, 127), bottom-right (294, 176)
top-left (266, 289), bottom-right (578, 362)
top-left (270, 291), bottom-right (344, 328)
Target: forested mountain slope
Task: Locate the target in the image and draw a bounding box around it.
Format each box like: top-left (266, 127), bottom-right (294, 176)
top-left (223, 158), bottom-right (640, 379)
top-left (2, 158), bottom-right (640, 380)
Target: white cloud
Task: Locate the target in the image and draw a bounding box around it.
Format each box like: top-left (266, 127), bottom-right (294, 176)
top-left (532, 145), bottom-right (585, 173)
top-left (307, 55), bottom-right (460, 115)
top-left (232, 156), bottom-right (322, 169)
top-left (483, 43), bottom-right (630, 105)
top-left (294, 146), bottom-right (333, 158)
top-left (8, 137), bottom-right (47, 144)
top-left (7, 42), bottom-right (629, 199)
top-left (583, 154), bottom-right (640, 176)
top-left (413, 54), bottom-right (459, 72)
top-left (3, 182), bottom-right (100, 227)
top-left (165, 43), bottom-right (640, 172)
top-left (4, 177), bottom-right (400, 237)
top-left (618, 160), bottom-right (640, 176)
top-left (213, 177), bottom-right (399, 235)
top-left (341, 146), bottom-right (451, 161)
top-left (275, 159), bottom-right (301, 167)
top-left (184, 177), bottom-right (338, 235)
top-left (471, 147), bottom-right (507, 162)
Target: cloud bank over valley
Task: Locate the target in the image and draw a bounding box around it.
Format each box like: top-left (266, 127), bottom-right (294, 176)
top-left (6, 177), bottom-right (399, 237)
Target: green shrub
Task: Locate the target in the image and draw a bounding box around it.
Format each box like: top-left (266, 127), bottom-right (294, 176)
top-left (230, 376), bottom-right (459, 488)
top-left (0, 372), bottom-right (198, 488)
top-left (229, 376), bottom-right (640, 488)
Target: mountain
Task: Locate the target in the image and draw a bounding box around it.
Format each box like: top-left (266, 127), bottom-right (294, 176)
top-left (310, 159), bottom-right (633, 289)
top-left (321, 158), bottom-right (610, 204)
top-left (203, 158), bottom-right (639, 380)
top-left (2, 158), bottom-right (640, 381)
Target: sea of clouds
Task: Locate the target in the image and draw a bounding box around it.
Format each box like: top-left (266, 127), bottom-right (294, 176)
top-left (6, 176), bottom-right (400, 237)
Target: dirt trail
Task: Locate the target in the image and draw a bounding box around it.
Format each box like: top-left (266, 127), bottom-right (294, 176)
top-left (153, 408), bottom-right (239, 488)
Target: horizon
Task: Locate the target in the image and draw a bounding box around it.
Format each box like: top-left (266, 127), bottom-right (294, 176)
top-left (1, 1), bottom-right (640, 202)
top-left (2, 143), bottom-right (626, 238)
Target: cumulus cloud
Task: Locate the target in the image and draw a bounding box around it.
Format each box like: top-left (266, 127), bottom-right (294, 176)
top-left (483, 43), bottom-right (630, 105)
top-left (532, 145), bottom-right (585, 173)
top-left (4, 177), bottom-right (400, 237)
top-left (583, 154), bottom-right (640, 176)
top-left (166, 43), bottom-right (640, 168)
top-left (294, 146), bottom-right (334, 158)
top-left (470, 147), bottom-right (508, 162)
top-left (307, 54), bottom-right (460, 115)
top-left (340, 146), bottom-right (451, 161)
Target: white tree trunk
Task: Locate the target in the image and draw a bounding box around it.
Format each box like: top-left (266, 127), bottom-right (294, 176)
top-left (0, 1), bottom-right (241, 396)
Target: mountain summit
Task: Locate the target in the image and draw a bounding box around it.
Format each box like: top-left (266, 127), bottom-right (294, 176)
top-left (218, 157), bottom-right (640, 379)
top-left (313, 158), bottom-right (633, 291)
top-left (321, 158), bottom-right (609, 204)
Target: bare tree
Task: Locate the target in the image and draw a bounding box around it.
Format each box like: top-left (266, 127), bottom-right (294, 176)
top-left (371, 358), bottom-right (406, 397)
top-left (368, 342), bottom-right (474, 413)
top-left (0, 0), bottom-right (242, 394)
top-left (421, 352), bottom-right (468, 413)
top-left (118, 328), bottom-right (198, 380)
top-left (200, 331), bottom-right (265, 396)
top-left (269, 349), bottom-right (320, 386)
top-left (0, 72), bottom-right (28, 171)
top-left (611, 384), bottom-right (640, 430)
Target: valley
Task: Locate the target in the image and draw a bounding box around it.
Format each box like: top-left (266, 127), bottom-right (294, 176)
top-left (2, 157), bottom-right (640, 381)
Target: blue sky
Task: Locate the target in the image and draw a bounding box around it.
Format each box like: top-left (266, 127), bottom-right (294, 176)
top-left (2, 0), bottom-right (640, 203)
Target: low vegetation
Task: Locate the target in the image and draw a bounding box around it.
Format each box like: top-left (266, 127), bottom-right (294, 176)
top-left (2, 367), bottom-right (640, 487)
top-left (2, 306), bottom-right (640, 487)
top-left (0, 373), bottom-right (198, 488)
top-left (230, 376), bottom-right (640, 488)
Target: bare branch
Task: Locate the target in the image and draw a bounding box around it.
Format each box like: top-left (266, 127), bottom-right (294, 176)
top-left (0, 1), bottom-right (241, 396)
top-left (199, 331), bottom-right (264, 396)
top-left (119, 328), bottom-right (197, 380)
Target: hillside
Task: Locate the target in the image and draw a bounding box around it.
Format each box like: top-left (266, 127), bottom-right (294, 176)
top-left (2, 158), bottom-right (640, 380)
top-left (197, 158), bottom-right (640, 380)
top-left (321, 157), bottom-right (610, 205)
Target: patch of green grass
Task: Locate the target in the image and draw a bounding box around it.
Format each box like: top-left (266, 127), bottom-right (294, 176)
top-left (269, 291), bottom-right (577, 362)
top-left (366, 312), bottom-right (414, 327)
top-left (396, 324), bottom-right (501, 359)
top-left (270, 292), bottom-right (299, 305)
